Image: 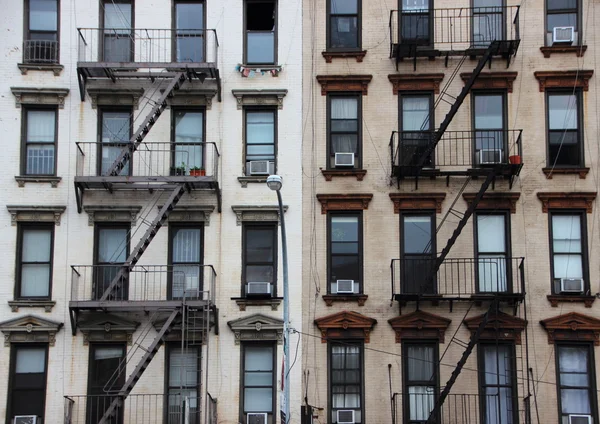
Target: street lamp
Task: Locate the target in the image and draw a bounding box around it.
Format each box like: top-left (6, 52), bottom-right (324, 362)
top-left (267, 174), bottom-right (290, 424)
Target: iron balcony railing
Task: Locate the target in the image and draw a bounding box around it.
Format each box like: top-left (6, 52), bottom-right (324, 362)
top-left (389, 130), bottom-right (523, 172)
top-left (389, 6), bottom-right (520, 56)
top-left (390, 257), bottom-right (525, 300)
top-left (75, 141), bottom-right (220, 181)
top-left (23, 40), bottom-right (59, 64)
top-left (70, 264), bottom-right (216, 304)
top-left (77, 28), bottom-right (219, 65)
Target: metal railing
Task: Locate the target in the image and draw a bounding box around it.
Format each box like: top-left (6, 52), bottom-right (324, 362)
top-left (391, 257), bottom-right (525, 299)
top-left (207, 393), bottom-right (217, 424)
top-left (389, 6), bottom-right (520, 56)
top-left (390, 130), bottom-right (523, 171)
top-left (70, 264), bottom-right (216, 304)
top-left (77, 28), bottom-right (218, 65)
top-left (75, 141), bottom-right (220, 182)
top-left (23, 40), bottom-right (59, 64)
top-left (64, 394), bottom-right (203, 424)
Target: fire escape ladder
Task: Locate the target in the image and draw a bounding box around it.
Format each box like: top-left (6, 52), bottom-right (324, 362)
top-left (97, 309), bottom-right (181, 424)
top-left (106, 71), bottom-right (188, 177)
top-left (425, 298), bottom-right (499, 424)
top-left (99, 184), bottom-right (189, 301)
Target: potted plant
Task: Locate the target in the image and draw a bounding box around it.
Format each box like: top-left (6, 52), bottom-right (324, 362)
top-left (190, 166), bottom-right (201, 177)
top-left (509, 155), bottom-right (521, 165)
top-left (199, 167), bottom-right (206, 176)
top-left (170, 162), bottom-right (186, 176)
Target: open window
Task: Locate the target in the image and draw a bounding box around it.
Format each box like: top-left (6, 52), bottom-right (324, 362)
top-left (245, 0), bottom-right (277, 65)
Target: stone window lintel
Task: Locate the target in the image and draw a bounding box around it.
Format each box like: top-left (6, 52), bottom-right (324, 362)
top-left (231, 89), bottom-right (288, 110)
top-left (316, 193), bottom-right (373, 214)
top-left (231, 205), bottom-right (289, 226)
top-left (536, 192), bottom-right (597, 213)
top-left (389, 193), bottom-right (446, 213)
top-left (83, 205), bottom-right (142, 226)
top-left (11, 87), bottom-right (69, 109)
top-left (388, 73), bottom-right (445, 94)
top-left (87, 88), bottom-right (144, 110)
top-left (7, 205), bottom-right (66, 226)
top-left (534, 70), bottom-right (594, 92)
top-left (316, 75), bottom-right (373, 95)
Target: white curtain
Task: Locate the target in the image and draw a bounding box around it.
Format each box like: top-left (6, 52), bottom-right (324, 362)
top-left (559, 347), bottom-right (591, 415)
top-left (549, 94), bottom-right (578, 130)
top-left (478, 215), bottom-right (507, 292)
top-left (21, 229), bottom-right (51, 297)
top-left (331, 345), bottom-right (361, 408)
top-left (94, 346), bottom-right (123, 360)
top-left (331, 98), bottom-right (358, 154)
top-left (16, 348), bottom-right (46, 373)
top-left (170, 347), bottom-right (199, 387)
top-left (27, 111), bottom-right (55, 142)
top-left (483, 345), bottom-right (514, 424)
top-left (402, 97), bottom-right (430, 131)
top-left (403, 0), bottom-right (428, 11)
top-left (408, 386), bottom-right (435, 420)
top-left (552, 215), bottom-right (583, 279)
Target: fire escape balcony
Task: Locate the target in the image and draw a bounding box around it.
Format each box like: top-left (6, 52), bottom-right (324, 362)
top-left (391, 257), bottom-right (525, 305)
top-left (389, 6), bottom-right (520, 65)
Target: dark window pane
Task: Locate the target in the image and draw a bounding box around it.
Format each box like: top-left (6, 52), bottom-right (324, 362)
top-left (401, 13), bottom-right (430, 41)
top-left (246, 265), bottom-right (274, 282)
top-left (332, 217), bottom-right (358, 241)
top-left (176, 3), bottom-right (204, 30)
top-left (98, 228), bottom-right (128, 263)
top-left (549, 132), bottom-right (580, 166)
top-left (330, 16), bottom-right (358, 48)
top-left (331, 242), bottom-right (359, 254)
top-left (246, 1), bottom-right (276, 64)
top-left (246, 229), bottom-right (274, 262)
top-left (30, 0), bottom-right (57, 31)
top-left (547, 0), bottom-right (577, 11)
top-left (246, 2), bottom-right (275, 30)
top-left (547, 13), bottom-right (578, 29)
top-left (331, 119), bottom-right (358, 132)
top-left (331, 256), bottom-right (360, 280)
top-left (403, 216), bottom-right (432, 253)
top-left (331, 0), bottom-right (358, 14)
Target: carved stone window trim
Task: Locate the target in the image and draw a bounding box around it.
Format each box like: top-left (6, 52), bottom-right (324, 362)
top-left (11, 87), bottom-right (69, 109)
top-left (232, 297), bottom-right (283, 311)
top-left (316, 193), bottom-right (373, 214)
top-left (463, 311), bottom-right (527, 344)
top-left (83, 205), bottom-right (142, 226)
top-left (316, 75), bottom-right (373, 95)
top-left (459, 72), bottom-right (518, 92)
top-left (78, 315), bottom-right (139, 346)
top-left (8, 300), bottom-right (56, 313)
top-left (238, 176), bottom-right (269, 187)
top-left (534, 70), bottom-right (594, 92)
top-left (388, 310), bottom-right (451, 343)
top-left (164, 88), bottom-right (217, 110)
top-left (322, 50), bottom-right (367, 63)
top-left (227, 313), bottom-right (284, 345)
top-left (231, 89), bottom-right (288, 110)
top-left (231, 205), bottom-right (288, 226)
top-left (462, 192), bottom-right (520, 213)
top-left (87, 88), bottom-right (144, 110)
top-left (536, 192), bottom-right (597, 213)
top-left (389, 193), bottom-right (446, 213)
top-left (540, 45), bottom-right (587, 58)
top-left (388, 73), bottom-right (445, 94)
top-left (320, 169), bottom-right (367, 181)
top-left (0, 315), bottom-right (63, 347)
top-left (6, 205), bottom-right (66, 226)
top-left (157, 205), bottom-right (214, 226)
top-left (17, 63), bottom-right (64, 76)
top-left (322, 294), bottom-right (368, 307)
top-left (15, 176), bottom-right (62, 188)
top-left (540, 312), bottom-right (600, 345)
top-left (547, 294), bottom-right (596, 308)
top-left (542, 167), bottom-right (590, 179)
top-left (314, 310), bottom-right (377, 343)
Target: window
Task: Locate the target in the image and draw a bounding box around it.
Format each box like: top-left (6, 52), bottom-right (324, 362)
top-left (243, 224), bottom-right (277, 297)
top-left (24, 0), bottom-right (59, 63)
top-left (169, 225), bottom-right (203, 299)
top-left (479, 344), bottom-right (517, 424)
top-left (245, 109), bottom-right (276, 176)
top-left (174, 1), bottom-right (204, 63)
top-left (7, 345), bottom-right (48, 422)
top-left (399, 93), bottom-right (433, 167)
top-left (546, 0), bottom-right (580, 45)
top-left (473, 0), bottom-right (504, 48)
top-left (550, 212), bottom-right (589, 294)
top-left (16, 224), bottom-right (54, 300)
top-left (400, 0), bottom-right (432, 45)
top-left (401, 213), bottom-right (435, 294)
top-left (329, 213), bottom-right (362, 294)
top-left (93, 224), bottom-right (130, 300)
top-left (244, 0), bottom-right (277, 65)
top-left (87, 344), bottom-right (125, 424)
top-left (473, 92), bottom-right (507, 166)
top-left (166, 345), bottom-right (201, 424)
top-left (547, 91), bottom-right (583, 167)
top-left (101, 0), bottom-right (133, 62)
top-left (403, 342), bottom-right (438, 423)
top-left (475, 213), bottom-right (511, 293)
top-left (556, 344), bottom-right (597, 424)
top-left (328, 95), bottom-right (361, 169)
top-left (327, 0), bottom-right (360, 50)
top-left (172, 109), bottom-right (204, 175)
top-left (99, 109), bottom-right (132, 176)
top-left (22, 107), bottom-right (57, 176)
top-left (330, 342), bottom-right (363, 423)
top-left (241, 343), bottom-right (275, 423)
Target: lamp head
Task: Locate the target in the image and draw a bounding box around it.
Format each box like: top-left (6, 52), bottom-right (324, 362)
top-left (266, 174), bottom-right (282, 191)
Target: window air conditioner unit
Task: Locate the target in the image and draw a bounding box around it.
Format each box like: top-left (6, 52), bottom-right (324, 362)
top-left (336, 279), bottom-right (355, 294)
top-left (249, 160), bottom-right (274, 176)
top-left (479, 149), bottom-right (502, 165)
top-left (569, 415), bottom-right (592, 424)
top-left (337, 410), bottom-right (355, 424)
top-left (560, 278), bottom-right (584, 293)
top-left (13, 417), bottom-right (38, 424)
top-left (247, 413), bottom-right (268, 424)
top-left (553, 26), bottom-right (575, 44)
top-left (334, 152), bottom-right (355, 168)
top-left (247, 282), bottom-right (272, 296)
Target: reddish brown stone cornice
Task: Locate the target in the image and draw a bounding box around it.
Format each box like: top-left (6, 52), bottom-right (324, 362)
top-left (314, 310), bottom-right (377, 343)
top-left (322, 294), bottom-right (368, 307)
top-left (460, 72), bottom-right (518, 93)
top-left (320, 169), bottom-right (367, 181)
top-left (542, 167), bottom-right (590, 179)
top-left (462, 192), bottom-right (520, 213)
top-left (540, 45), bottom-right (587, 58)
top-left (536, 192), bottom-right (597, 213)
top-left (547, 294), bottom-right (595, 308)
top-left (388, 310), bottom-right (451, 343)
top-left (389, 193), bottom-right (446, 214)
top-left (388, 73), bottom-right (445, 94)
top-left (534, 70), bottom-right (594, 92)
top-left (316, 193), bottom-right (373, 214)
top-left (322, 50), bottom-right (367, 63)
top-left (464, 312), bottom-right (527, 344)
top-left (540, 312), bottom-right (600, 345)
top-left (316, 75), bottom-right (373, 95)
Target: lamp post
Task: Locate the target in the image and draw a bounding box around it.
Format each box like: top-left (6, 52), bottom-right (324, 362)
top-left (266, 174), bottom-right (290, 424)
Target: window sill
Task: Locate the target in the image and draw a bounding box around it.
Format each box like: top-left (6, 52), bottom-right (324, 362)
top-left (540, 45), bottom-right (587, 58)
top-left (232, 297), bottom-right (283, 311)
top-left (321, 168), bottom-right (367, 181)
top-left (17, 62), bottom-right (64, 76)
top-left (15, 175), bottom-right (62, 187)
top-left (237, 64), bottom-right (282, 77)
top-left (547, 294), bottom-right (595, 308)
top-left (542, 167), bottom-right (589, 179)
top-left (322, 294), bottom-right (368, 306)
top-left (322, 50), bottom-right (367, 63)
top-left (238, 176), bottom-right (271, 188)
top-left (8, 299), bottom-right (56, 312)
